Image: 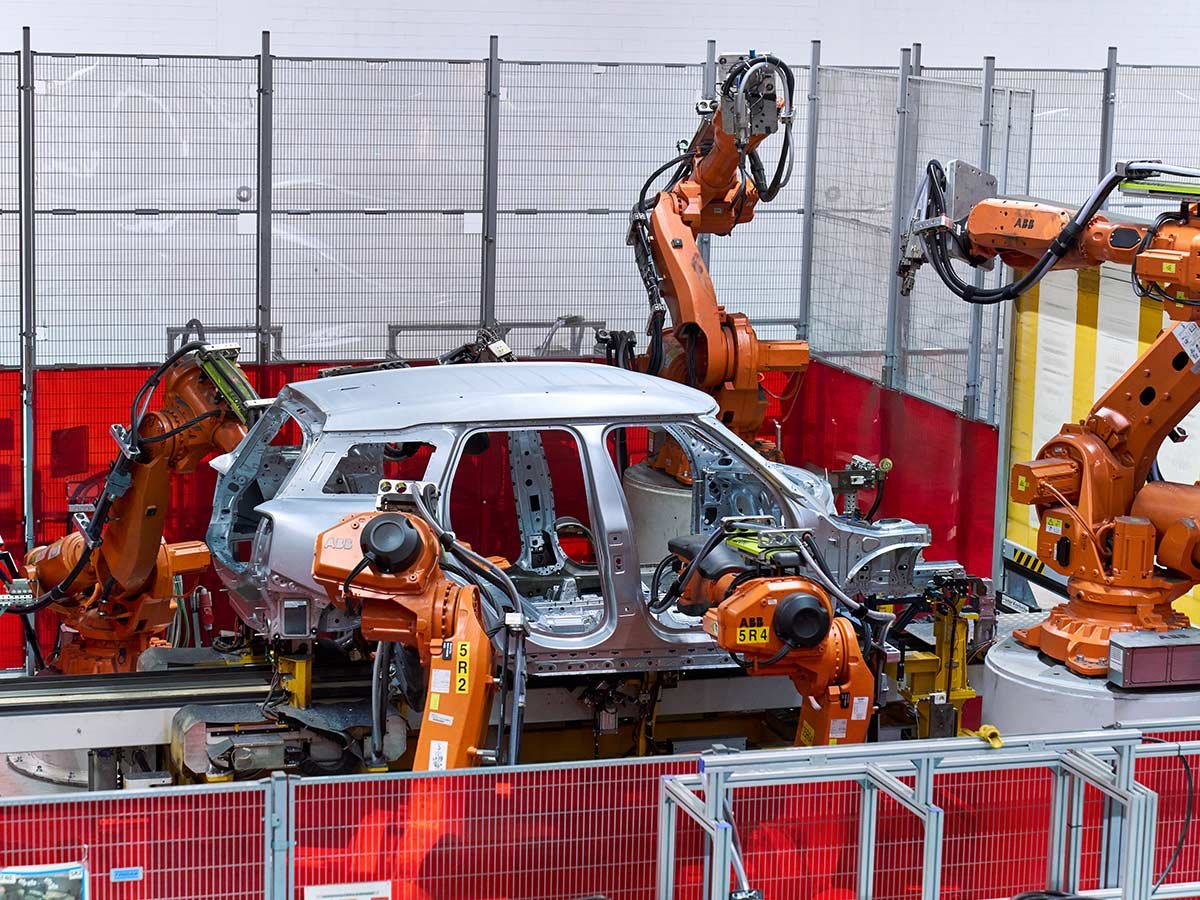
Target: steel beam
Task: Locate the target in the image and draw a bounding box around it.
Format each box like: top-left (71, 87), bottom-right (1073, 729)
top-left (796, 40), bottom-right (821, 342)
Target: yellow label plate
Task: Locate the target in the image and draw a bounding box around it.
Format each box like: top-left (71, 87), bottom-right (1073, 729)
top-left (455, 642), bottom-right (471, 694)
top-left (736, 626), bottom-right (771, 645)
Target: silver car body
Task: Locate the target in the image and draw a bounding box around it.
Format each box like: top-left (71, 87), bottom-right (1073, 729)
top-left (207, 362), bottom-right (961, 675)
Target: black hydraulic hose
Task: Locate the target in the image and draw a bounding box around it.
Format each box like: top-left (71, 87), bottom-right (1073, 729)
top-left (440, 559), bottom-right (503, 626)
top-left (644, 309), bottom-right (666, 377)
top-left (369, 640), bottom-right (394, 765)
top-left (494, 626), bottom-right (510, 764)
top-left (130, 340), bottom-right (208, 438)
top-left (658, 523), bottom-right (728, 612)
top-left (409, 489), bottom-right (523, 616)
top-left (137, 409), bottom-right (222, 445)
top-left (339, 553), bottom-right (376, 616)
top-left (507, 631), bottom-right (526, 765)
top-left (865, 479), bottom-right (885, 522)
top-left (637, 152), bottom-right (694, 214)
top-left (20, 614), bottom-right (44, 672)
top-left (649, 553), bottom-right (680, 613)
top-left (917, 159), bottom-right (1140, 305)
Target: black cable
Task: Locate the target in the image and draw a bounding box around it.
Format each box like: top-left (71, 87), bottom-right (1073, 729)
top-left (507, 630), bottom-right (526, 765)
top-left (368, 641), bottom-right (394, 766)
top-left (649, 553), bottom-right (680, 613)
top-left (729, 641), bottom-right (792, 670)
top-left (644, 308), bottom-right (666, 377)
top-left (1144, 736), bottom-right (1194, 892)
top-left (408, 489), bottom-right (523, 616)
top-left (20, 614), bottom-right (44, 672)
top-left (917, 159), bottom-right (1128, 305)
top-left (137, 409), bottom-right (222, 445)
top-left (340, 552), bottom-right (376, 616)
top-left (658, 524), bottom-right (728, 613)
top-left (637, 152), bottom-right (694, 214)
top-left (865, 479), bottom-right (885, 522)
top-left (682, 329), bottom-right (699, 388)
top-left (494, 626), bottom-right (510, 764)
top-left (129, 341), bottom-right (208, 441)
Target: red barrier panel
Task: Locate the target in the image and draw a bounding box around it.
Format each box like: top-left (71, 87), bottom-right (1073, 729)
top-left (784, 360), bottom-right (998, 578)
top-left (10, 358), bottom-right (1000, 668)
top-left (0, 785), bottom-right (266, 899)
top-left (1137, 748), bottom-right (1200, 888)
top-left (292, 758), bottom-right (703, 900)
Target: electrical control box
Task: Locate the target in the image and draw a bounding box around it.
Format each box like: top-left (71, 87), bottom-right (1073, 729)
top-left (1107, 628), bottom-right (1200, 689)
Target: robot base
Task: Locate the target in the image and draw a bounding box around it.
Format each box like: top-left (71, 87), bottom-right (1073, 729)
top-left (981, 636), bottom-right (1200, 734)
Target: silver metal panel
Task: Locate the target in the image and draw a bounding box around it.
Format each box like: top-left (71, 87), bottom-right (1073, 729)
top-left (285, 360), bottom-right (718, 432)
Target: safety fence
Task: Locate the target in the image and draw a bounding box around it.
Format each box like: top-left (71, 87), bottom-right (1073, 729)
top-left (661, 720), bottom-right (1200, 900)
top-left (0, 32), bottom-right (1040, 557)
top-left (0, 34), bottom-right (1185, 661)
top-left (0, 724), bottom-right (1195, 899)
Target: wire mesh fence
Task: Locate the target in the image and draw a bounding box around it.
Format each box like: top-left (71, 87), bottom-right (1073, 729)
top-left (495, 60), bottom-right (700, 354)
top-left (291, 757), bottom-right (702, 900)
top-left (0, 37), bottom-right (1190, 549)
top-left (1111, 65), bottom-right (1200, 217)
top-left (922, 66), bottom-right (1106, 206)
top-left (272, 56), bottom-right (486, 360)
top-left (31, 53), bottom-right (259, 367)
top-left (897, 77), bottom-right (1035, 416)
top-left (0, 783), bottom-right (268, 900)
top-left (807, 67), bottom-right (897, 382)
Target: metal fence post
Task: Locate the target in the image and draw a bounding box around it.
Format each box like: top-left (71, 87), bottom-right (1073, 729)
top-left (1098, 46), bottom-right (1118, 186)
top-left (656, 777), bottom-right (678, 900)
top-left (265, 772), bottom-right (292, 900)
top-left (697, 40), bottom-right (716, 270)
top-left (796, 39), bottom-right (820, 343)
top-left (883, 47), bottom-right (912, 389)
top-left (856, 780), bottom-right (878, 899)
top-left (480, 35), bottom-right (500, 328)
top-left (17, 27), bottom-right (35, 554)
top-left (16, 24), bottom-right (37, 577)
top-left (255, 31), bottom-right (274, 365)
top-left (963, 56), bottom-right (995, 420)
top-left (915, 759), bottom-right (943, 900)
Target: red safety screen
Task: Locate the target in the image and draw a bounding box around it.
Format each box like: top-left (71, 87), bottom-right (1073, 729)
top-left (0, 359), bottom-right (999, 669)
top-left (781, 360), bottom-right (998, 577)
top-left (292, 758), bottom-right (703, 900)
top-left (0, 785), bottom-right (266, 899)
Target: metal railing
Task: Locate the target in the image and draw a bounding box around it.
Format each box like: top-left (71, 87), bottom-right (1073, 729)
top-left (659, 721), bottom-right (1200, 900)
top-left (0, 721), bottom-right (1197, 899)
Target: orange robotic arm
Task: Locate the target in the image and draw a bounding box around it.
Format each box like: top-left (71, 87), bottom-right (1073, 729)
top-left (661, 522), bottom-right (875, 746)
top-left (906, 159), bottom-right (1200, 674)
top-left (312, 509), bottom-right (496, 771)
top-left (706, 579), bottom-right (874, 746)
top-left (19, 343), bottom-right (257, 674)
top-left (626, 53), bottom-right (809, 459)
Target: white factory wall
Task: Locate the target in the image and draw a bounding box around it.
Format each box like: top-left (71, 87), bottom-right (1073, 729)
top-left (1, 0), bottom-right (1197, 67)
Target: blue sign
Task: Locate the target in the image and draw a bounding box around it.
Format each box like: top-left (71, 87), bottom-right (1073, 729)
top-left (110, 867), bottom-right (144, 883)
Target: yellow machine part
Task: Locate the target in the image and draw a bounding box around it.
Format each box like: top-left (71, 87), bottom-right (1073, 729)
top-left (891, 597), bottom-right (979, 738)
